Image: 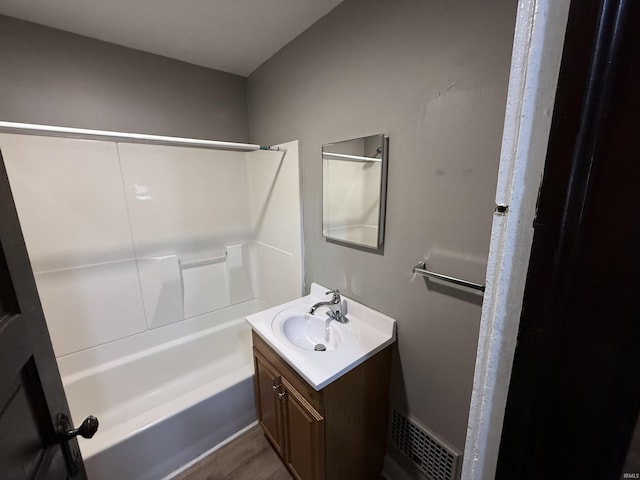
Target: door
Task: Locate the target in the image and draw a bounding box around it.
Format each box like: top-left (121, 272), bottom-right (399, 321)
top-left (0, 151), bottom-right (96, 479)
top-left (281, 378), bottom-right (325, 480)
top-left (253, 349), bottom-right (284, 456)
top-left (496, 0), bottom-right (640, 478)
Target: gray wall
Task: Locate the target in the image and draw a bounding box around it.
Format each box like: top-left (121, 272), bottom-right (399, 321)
top-left (0, 15), bottom-right (248, 141)
top-left (248, 0), bottom-right (517, 453)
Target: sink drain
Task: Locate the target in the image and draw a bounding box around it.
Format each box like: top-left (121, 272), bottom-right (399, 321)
top-left (314, 344), bottom-right (326, 351)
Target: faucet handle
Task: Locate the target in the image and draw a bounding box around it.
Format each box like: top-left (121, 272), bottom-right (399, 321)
top-left (325, 289), bottom-right (341, 301)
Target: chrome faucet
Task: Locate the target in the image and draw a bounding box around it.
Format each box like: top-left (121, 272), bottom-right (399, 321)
top-left (309, 289), bottom-right (348, 323)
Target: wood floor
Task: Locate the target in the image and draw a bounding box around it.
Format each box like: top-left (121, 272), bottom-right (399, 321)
top-left (174, 425), bottom-right (293, 480)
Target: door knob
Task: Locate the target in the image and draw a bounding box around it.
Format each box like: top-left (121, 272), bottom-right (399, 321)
top-left (60, 415), bottom-right (99, 440)
top-left (56, 413), bottom-right (99, 475)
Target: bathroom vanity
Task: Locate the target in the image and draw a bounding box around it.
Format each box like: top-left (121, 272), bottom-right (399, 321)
top-left (246, 284), bottom-right (396, 480)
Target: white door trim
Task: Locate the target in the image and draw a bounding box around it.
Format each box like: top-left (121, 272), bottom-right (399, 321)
top-left (461, 1), bottom-right (571, 479)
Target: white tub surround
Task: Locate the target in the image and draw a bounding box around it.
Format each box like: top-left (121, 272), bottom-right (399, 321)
top-left (246, 283), bottom-right (396, 390)
top-left (1, 134), bottom-right (303, 357)
top-left (1, 132), bottom-right (304, 480)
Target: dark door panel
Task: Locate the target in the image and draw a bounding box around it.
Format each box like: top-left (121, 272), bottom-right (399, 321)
top-left (496, 0), bottom-right (640, 478)
top-left (0, 150), bottom-right (92, 479)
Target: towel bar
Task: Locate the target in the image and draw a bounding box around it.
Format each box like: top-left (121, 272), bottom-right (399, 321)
top-left (413, 261), bottom-right (485, 292)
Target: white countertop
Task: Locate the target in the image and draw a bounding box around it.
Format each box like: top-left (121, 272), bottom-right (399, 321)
top-left (245, 283), bottom-right (396, 390)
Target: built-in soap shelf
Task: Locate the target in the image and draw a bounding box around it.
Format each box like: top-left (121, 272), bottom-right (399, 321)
top-left (179, 251), bottom-right (227, 269)
top-left (139, 248), bottom-right (233, 330)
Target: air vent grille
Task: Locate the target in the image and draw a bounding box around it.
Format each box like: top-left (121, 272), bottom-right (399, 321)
top-left (391, 410), bottom-right (461, 480)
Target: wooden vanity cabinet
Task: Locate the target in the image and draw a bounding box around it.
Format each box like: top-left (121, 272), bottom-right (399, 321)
top-left (252, 331), bottom-right (392, 480)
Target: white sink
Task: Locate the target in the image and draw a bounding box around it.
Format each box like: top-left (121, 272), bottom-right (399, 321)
top-left (271, 305), bottom-right (359, 351)
top-left (246, 283), bottom-right (396, 390)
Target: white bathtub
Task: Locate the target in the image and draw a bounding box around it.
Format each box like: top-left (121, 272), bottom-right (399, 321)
top-left (57, 300), bottom-right (266, 480)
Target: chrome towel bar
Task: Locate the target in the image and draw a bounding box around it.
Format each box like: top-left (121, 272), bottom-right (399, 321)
top-left (413, 261), bottom-right (486, 292)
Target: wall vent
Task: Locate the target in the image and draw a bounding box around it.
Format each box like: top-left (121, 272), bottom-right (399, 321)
top-left (391, 409), bottom-right (462, 480)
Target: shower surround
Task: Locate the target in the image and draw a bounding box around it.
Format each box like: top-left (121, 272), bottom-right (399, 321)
top-left (0, 133), bottom-right (302, 479)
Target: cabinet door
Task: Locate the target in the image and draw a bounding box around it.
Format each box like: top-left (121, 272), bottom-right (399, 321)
top-left (254, 350), bottom-right (284, 456)
top-left (281, 378), bottom-right (325, 480)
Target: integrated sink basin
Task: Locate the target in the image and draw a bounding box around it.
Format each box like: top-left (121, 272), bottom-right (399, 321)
top-left (271, 305), bottom-right (358, 352)
top-left (246, 283), bottom-right (396, 390)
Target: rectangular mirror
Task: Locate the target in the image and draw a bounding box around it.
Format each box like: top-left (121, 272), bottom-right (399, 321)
top-left (322, 134), bottom-right (388, 253)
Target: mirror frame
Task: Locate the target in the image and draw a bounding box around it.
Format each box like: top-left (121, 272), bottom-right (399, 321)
top-left (321, 134), bottom-right (389, 254)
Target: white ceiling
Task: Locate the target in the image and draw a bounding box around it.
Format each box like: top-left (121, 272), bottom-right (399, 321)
top-left (0, 0), bottom-right (343, 76)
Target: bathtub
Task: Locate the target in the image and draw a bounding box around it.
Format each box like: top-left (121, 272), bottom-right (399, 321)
top-left (57, 299), bottom-right (266, 480)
